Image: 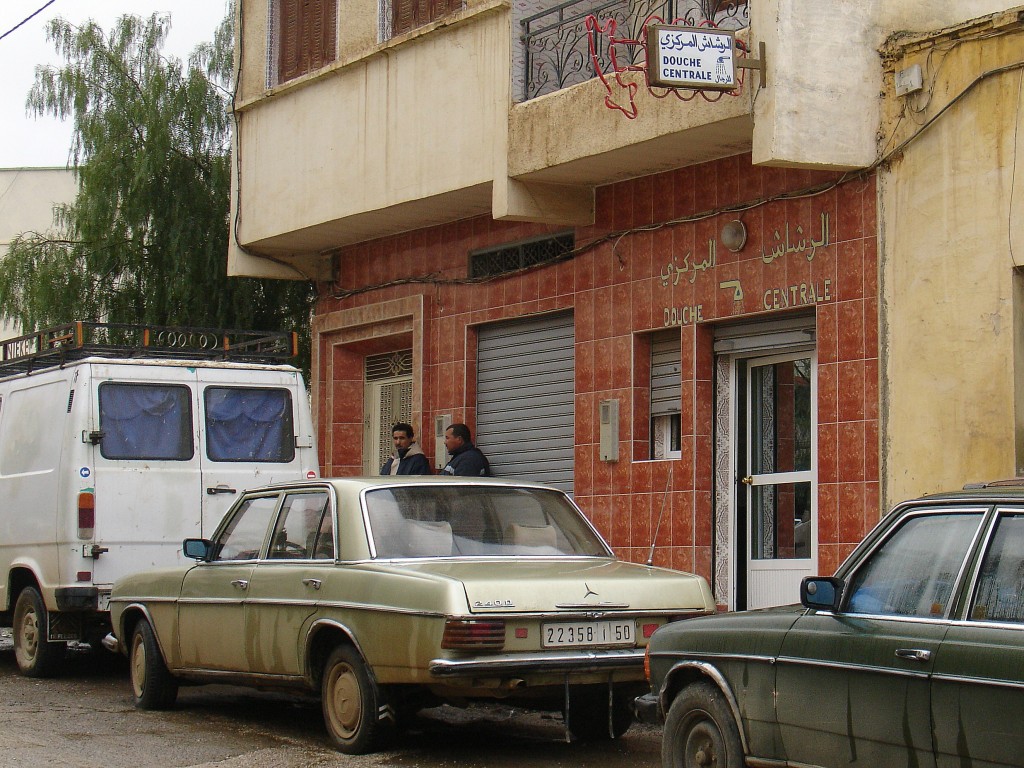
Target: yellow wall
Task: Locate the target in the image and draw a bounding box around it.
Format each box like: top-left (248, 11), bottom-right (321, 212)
top-left (878, 18), bottom-right (1024, 507)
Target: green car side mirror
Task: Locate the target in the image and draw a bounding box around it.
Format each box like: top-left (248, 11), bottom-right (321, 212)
top-left (801, 576), bottom-right (845, 612)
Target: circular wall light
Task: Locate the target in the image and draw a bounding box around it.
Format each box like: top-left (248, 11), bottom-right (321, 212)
top-left (721, 220), bottom-right (747, 252)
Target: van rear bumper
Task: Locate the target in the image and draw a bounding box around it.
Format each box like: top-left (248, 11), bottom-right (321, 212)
top-left (54, 587), bottom-right (98, 612)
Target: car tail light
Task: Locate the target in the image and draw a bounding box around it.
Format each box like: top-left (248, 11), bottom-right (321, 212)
top-left (441, 619), bottom-right (506, 650)
top-left (644, 645), bottom-right (651, 681)
top-left (78, 492), bottom-right (95, 539)
top-left (642, 622), bottom-right (659, 638)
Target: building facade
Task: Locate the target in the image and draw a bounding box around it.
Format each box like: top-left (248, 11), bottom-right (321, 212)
top-left (230, 0), bottom-right (1024, 609)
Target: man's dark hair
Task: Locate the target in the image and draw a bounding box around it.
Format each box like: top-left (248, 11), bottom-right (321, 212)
top-left (448, 423), bottom-right (472, 442)
top-left (392, 422), bottom-right (415, 438)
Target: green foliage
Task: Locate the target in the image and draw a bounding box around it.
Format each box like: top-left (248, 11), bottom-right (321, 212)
top-left (0, 13), bottom-right (315, 371)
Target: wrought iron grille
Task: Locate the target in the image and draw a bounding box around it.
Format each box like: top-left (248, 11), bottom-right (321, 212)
top-left (520, 0), bottom-right (749, 101)
top-left (366, 349), bottom-right (413, 381)
top-left (469, 233), bottom-right (575, 278)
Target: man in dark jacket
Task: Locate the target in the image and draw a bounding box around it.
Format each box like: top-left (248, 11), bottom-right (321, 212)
top-left (380, 423), bottom-right (432, 475)
top-left (441, 423), bottom-right (491, 477)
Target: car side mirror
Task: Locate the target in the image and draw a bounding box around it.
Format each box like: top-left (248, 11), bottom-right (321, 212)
top-left (801, 576), bottom-right (845, 612)
top-left (183, 538), bottom-right (213, 561)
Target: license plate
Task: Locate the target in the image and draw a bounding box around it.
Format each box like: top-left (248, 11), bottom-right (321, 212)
top-left (542, 620), bottom-right (635, 648)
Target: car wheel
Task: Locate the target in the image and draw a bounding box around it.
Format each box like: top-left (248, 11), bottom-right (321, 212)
top-left (663, 681), bottom-right (744, 768)
top-left (321, 645), bottom-right (395, 754)
top-left (129, 619), bottom-right (179, 710)
top-left (565, 686), bottom-right (635, 741)
top-left (12, 586), bottom-right (65, 678)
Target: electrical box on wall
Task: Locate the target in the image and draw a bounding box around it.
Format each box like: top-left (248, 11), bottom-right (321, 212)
top-left (434, 415), bottom-right (452, 469)
top-left (599, 399), bottom-right (619, 462)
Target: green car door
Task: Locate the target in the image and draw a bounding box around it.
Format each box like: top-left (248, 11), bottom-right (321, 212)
top-left (775, 509), bottom-right (988, 767)
top-left (932, 508), bottom-right (1024, 768)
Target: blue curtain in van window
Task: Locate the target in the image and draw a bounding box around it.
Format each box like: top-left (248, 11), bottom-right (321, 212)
top-left (205, 388), bottom-right (294, 462)
top-left (98, 384), bottom-right (194, 460)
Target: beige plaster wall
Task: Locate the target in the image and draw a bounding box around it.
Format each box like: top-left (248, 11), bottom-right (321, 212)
top-left (878, 19), bottom-right (1024, 507)
top-left (232, 4), bottom-right (509, 258)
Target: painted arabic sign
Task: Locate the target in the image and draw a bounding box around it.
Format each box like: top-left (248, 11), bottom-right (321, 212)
top-left (658, 212), bottom-right (835, 327)
top-left (646, 26), bottom-right (736, 91)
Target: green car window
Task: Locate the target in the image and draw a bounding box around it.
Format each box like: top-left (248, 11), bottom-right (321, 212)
top-left (970, 512), bottom-right (1024, 623)
top-left (845, 512), bottom-right (984, 617)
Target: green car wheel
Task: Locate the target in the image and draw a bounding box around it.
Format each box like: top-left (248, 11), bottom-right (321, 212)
top-left (663, 682), bottom-right (743, 768)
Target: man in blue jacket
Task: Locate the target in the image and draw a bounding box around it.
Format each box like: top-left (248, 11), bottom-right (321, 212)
top-left (441, 423), bottom-right (491, 477)
top-left (380, 422), bottom-right (432, 475)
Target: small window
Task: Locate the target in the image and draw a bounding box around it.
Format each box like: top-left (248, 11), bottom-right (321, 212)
top-left (213, 495), bottom-right (281, 561)
top-left (268, 491), bottom-right (333, 560)
top-left (469, 233), bottom-right (574, 279)
top-left (650, 329), bottom-right (681, 460)
top-left (275, 0), bottom-right (337, 84)
top-left (205, 387), bottom-right (295, 463)
top-left (389, 0), bottom-right (464, 38)
top-left (845, 512), bottom-right (984, 618)
top-left (970, 513), bottom-right (1024, 623)
top-left (98, 383), bottom-right (194, 461)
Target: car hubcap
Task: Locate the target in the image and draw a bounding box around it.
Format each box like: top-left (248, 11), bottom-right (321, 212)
top-left (131, 637), bottom-right (146, 698)
top-left (328, 663), bottom-right (361, 738)
top-left (685, 721), bottom-right (720, 767)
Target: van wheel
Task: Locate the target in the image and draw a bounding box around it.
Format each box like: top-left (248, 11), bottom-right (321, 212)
top-left (129, 619), bottom-right (179, 709)
top-left (13, 586), bottom-right (65, 678)
top-left (321, 645), bottom-right (395, 754)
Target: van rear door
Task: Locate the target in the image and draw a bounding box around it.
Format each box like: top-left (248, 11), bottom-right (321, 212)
top-left (89, 362), bottom-right (202, 587)
top-left (196, 366), bottom-right (316, 537)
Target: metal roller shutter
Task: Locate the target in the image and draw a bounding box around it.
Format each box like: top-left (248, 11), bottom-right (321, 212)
top-left (476, 312), bottom-right (575, 493)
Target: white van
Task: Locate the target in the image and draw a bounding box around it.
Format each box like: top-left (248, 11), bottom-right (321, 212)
top-left (0, 323), bottom-right (319, 676)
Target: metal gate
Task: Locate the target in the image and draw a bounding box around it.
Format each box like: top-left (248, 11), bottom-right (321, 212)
top-left (476, 312), bottom-right (575, 492)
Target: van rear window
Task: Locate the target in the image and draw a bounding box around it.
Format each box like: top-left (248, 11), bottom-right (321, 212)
top-left (204, 387), bottom-right (295, 463)
top-left (98, 383), bottom-right (194, 460)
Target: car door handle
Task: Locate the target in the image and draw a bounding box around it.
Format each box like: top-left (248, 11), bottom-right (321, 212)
top-left (230, 579), bottom-right (249, 590)
top-left (207, 484), bottom-right (237, 495)
top-left (302, 578), bottom-right (322, 590)
top-left (895, 648), bottom-right (931, 662)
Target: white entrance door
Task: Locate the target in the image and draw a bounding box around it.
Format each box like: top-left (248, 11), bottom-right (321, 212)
top-left (741, 352), bottom-right (817, 609)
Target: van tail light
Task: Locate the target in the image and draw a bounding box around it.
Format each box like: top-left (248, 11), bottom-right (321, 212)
top-left (441, 619), bottom-right (506, 651)
top-left (78, 492), bottom-right (95, 539)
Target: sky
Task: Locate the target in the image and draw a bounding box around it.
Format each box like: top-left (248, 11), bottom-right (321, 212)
top-left (0, 0), bottom-right (230, 168)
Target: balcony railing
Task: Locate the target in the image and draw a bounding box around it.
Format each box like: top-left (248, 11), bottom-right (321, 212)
top-left (520, 0), bottom-right (749, 101)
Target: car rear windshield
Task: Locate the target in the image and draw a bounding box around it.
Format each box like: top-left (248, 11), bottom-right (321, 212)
top-left (364, 486), bottom-right (611, 558)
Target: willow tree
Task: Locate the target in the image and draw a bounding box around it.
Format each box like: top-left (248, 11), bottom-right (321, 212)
top-left (0, 14), bottom-right (315, 357)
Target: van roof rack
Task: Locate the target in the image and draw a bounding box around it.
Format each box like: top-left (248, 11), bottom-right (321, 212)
top-left (0, 322), bottom-right (298, 378)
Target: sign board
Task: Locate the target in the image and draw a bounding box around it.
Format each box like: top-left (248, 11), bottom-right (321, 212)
top-left (645, 25), bottom-right (736, 91)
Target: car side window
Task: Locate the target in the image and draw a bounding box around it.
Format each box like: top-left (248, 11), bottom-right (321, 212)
top-left (970, 512), bottom-right (1024, 623)
top-left (213, 495), bottom-right (280, 561)
top-left (268, 491), bottom-right (332, 560)
top-left (845, 512), bottom-right (984, 617)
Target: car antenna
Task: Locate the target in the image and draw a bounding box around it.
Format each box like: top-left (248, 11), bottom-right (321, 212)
top-left (647, 463), bottom-right (673, 566)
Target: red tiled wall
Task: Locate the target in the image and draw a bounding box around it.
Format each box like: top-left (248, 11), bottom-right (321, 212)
top-left (317, 154), bottom-right (879, 583)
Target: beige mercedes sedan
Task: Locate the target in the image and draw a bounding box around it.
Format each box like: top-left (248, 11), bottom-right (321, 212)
top-left (108, 477), bottom-right (714, 753)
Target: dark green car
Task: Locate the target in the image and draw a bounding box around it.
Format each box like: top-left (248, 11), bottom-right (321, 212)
top-left (637, 481), bottom-right (1024, 768)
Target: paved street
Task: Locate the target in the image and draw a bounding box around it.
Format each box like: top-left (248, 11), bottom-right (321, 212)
top-left (0, 635), bottom-right (661, 768)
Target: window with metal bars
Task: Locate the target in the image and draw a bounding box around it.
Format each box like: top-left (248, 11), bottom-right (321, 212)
top-left (469, 233), bottom-right (575, 279)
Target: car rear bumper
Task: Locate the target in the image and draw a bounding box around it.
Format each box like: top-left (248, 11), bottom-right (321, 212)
top-left (429, 648), bottom-right (645, 677)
